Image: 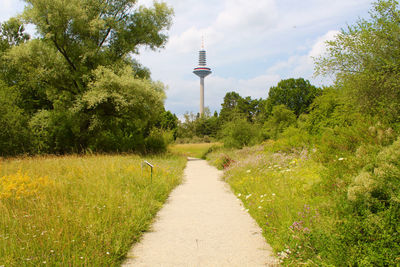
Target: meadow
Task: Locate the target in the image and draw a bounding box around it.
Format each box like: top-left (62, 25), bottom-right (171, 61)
top-left (0, 154), bottom-right (186, 266)
top-left (168, 143), bottom-right (221, 159)
top-left (206, 144), bottom-right (325, 265)
top-left (206, 135), bottom-right (400, 266)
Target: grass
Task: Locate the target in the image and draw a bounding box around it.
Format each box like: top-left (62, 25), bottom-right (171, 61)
top-left (168, 143), bottom-right (221, 158)
top-left (206, 144), bottom-right (327, 265)
top-left (0, 154), bottom-right (186, 266)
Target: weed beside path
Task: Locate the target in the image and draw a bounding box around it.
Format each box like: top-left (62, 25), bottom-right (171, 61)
top-left (206, 145), bottom-right (326, 265)
top-left (0, 154), bottom-right (186, 266)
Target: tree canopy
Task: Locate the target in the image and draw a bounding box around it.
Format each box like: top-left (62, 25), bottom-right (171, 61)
top-left (0, 0), bottom-right (174, 155)
top-left (266, 78), bottom-right (321, 117)
top-left (315, 0), bottom-right (400, 123)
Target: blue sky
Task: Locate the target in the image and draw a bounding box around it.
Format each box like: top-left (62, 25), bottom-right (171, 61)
top-left (1, 0), bottom-right (374, 117)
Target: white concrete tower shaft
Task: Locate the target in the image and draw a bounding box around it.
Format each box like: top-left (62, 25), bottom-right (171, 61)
top-left (200, 77), bottom-right (205, 115)
top-left (193, 42), bottom-right (212, 116)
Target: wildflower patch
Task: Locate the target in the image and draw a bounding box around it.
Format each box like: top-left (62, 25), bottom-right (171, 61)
top-left (0, 171), bottom-right (54, 200)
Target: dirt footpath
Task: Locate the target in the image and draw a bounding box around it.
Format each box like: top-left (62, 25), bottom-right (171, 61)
top-left (123, 158), bottom-right (278, 266)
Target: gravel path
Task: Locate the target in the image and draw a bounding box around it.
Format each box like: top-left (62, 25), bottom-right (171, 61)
top-left (122, 158), bottom-right (278, 266)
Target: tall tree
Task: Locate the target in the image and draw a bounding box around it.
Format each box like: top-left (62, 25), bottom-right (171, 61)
top-left (22, 0), bottom-right (173, 93)
top-left (219, 92), bottom-right (261, 123)
top-left (0, 0), bottom-right (174, 154)
top-left (315, 0), bottom-right (400, 123)
top-left (266, 78), bottom-right (321, 117)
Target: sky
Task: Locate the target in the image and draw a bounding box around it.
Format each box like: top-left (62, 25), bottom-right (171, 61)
top-left (1, 0), bottom-right (374, 118)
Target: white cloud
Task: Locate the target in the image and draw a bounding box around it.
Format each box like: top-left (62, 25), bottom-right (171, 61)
top-left (215, 0), bottom-right (277, 33)
top-left (0, 0), bottom-right (372, 117)
top-left (309, 30), bottom-right (340, 59)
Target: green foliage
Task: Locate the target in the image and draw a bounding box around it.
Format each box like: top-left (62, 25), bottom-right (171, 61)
top-left (221, 118), bottom-right (261, 148)
top-left (315, 0), bottom-right (400, 123)
top-left (157, 111), bottom-right (178, 131)
top-left (23, 0), bottom-right (173, 90)
top-left (263, 105), bottom-right (297, 139)
top-left (0, 82), bottom-right (31, 155)
top-left (144, 128), bottom-right (171, 154)
top-left (268, 126), bottom-right (313, 152)
top-left (266, 78), bottom-right (321, 117)
top-left (341, 137), bottom-right (400, 266)
top-left (176, 109), bottom-right (220, 142)
top-left (219, 91), bottom-right (262, 123)
top-left (0, 17), bottom-right (30, 51)
top-left (0, 0), bottom-right (174, 155)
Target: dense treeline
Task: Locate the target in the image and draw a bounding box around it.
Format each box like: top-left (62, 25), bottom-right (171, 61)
top-left (176, 77), bottom-right (321, 147)
top-left (0, 0), bottom-right (175, 156)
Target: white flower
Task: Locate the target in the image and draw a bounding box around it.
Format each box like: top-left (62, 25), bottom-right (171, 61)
top-left (245, 194), bottom-right (252, 199)
top-left (237, 193), bottom-right (241, 197)
top-left (258, 206), bottom-right (262, 209)
top-left (246, 170), bottom-right (251, 173)
top-left (106, 252), bottom-right (110, 255)
top-left (338, 158), bottom-right (344, 161)
top-left (260, 199), bottom-right (264, 203)
top-left (272, 193), bottom-right (276, 196)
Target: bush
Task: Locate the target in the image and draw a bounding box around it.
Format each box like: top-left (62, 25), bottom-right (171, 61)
top-left (270, 126), bottom-right (313, 152)
top-left (144, 129), bottom-right (169, 154)
top-left (340, 137), bottom-right (400, 266)
top-left (221, 118), bottom-right (261, 148)
top-left (263, 104), bottom-right (296, 139)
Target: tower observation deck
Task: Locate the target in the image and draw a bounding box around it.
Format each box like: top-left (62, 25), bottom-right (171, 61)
top-left (193, 45), bottom-right (212, 115)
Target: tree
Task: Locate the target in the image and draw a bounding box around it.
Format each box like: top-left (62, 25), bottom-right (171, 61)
top-left (219, 92), bottom-right (243, 122)
top-left (266, 78), bottom-right (321, 117)
top-left (0, 81), bottom-right (31, 155)
top-left (22, 0), bottom-right (173, 92)
top-left (315, 0), bottom-right (400, 123)
top-left (0, 0), bottom-right (174, 155)
top-left (0, 18), bottom-right (30, 51)
top-left (219, 92), bottom-right (263, 123)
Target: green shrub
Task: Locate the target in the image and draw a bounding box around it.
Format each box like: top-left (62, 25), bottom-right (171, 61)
top-left (221, 118), bottom-right (261, 148)
top-left (263, 104), bottom-right (296, 139)
top-left (144, 129), bottom-right (168, 154)
top-left (340, 137), bottom-right (400, 266)
top-left (269, 126), bottom-right (313, 152)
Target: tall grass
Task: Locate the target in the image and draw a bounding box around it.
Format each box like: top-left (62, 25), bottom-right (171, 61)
top-left (169, 143), bottom-right (221, 158)
top-left (206, 145), bottom-right (327, 265)
top-left (0, 154), bottom-right (186, 266)
top-left (207, 132), bottom-right (400, 266)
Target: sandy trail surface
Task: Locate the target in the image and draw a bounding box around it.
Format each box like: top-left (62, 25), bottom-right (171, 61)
top-left (123, 158), bottom-right (278, 267)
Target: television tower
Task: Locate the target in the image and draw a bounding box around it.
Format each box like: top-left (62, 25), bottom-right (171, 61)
top-left (193, 39), bottom-right (212, 116)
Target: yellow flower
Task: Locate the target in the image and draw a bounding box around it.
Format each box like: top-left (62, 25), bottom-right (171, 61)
top-left (0, 170), bottom-right (55, 200)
